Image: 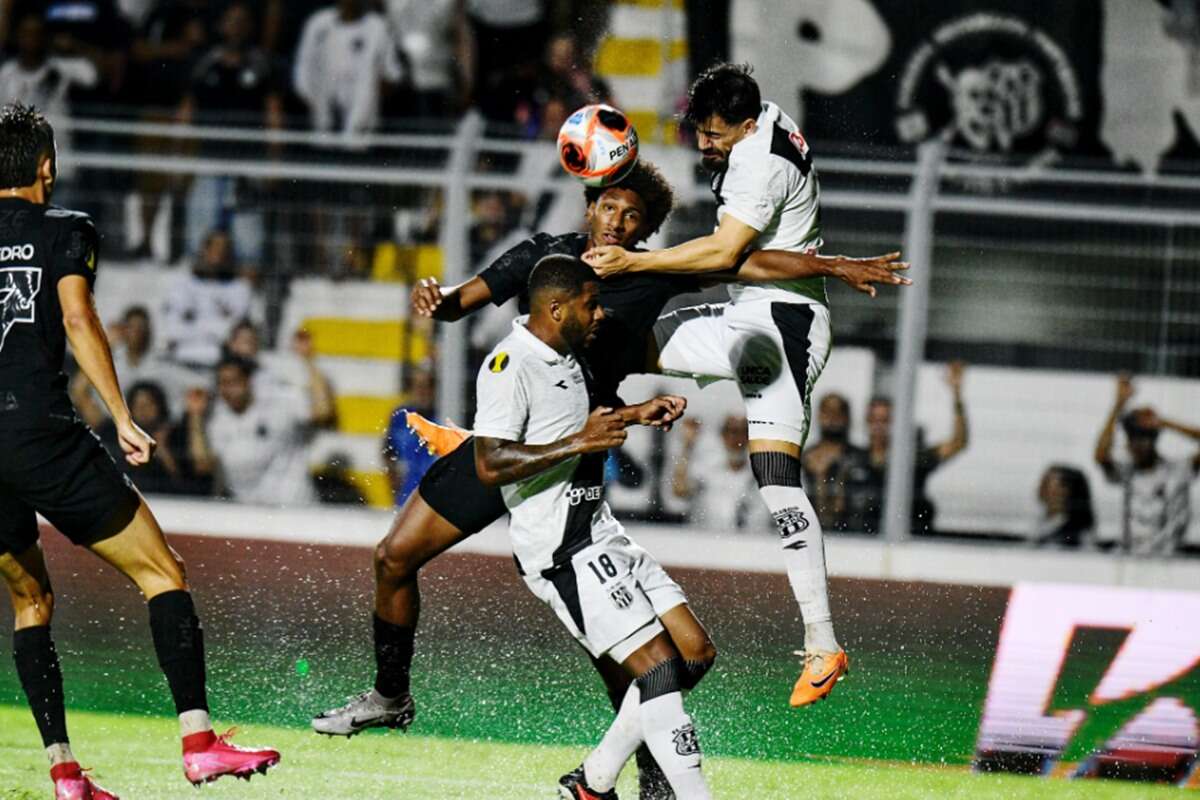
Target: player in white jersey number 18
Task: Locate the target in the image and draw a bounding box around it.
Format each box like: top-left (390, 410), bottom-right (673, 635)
top-left (586, 63), bottom-right (910, 707)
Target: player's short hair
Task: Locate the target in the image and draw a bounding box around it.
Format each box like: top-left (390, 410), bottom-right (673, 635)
top-left (684, 62), bottom-right (761, 127)
top-left (583, 159), bottom-right (674, 241)
top-left (528, 254), bottom-right (597, 302)
top-left (1121, 409), bottom-right (1159, 440)
top-left (216, 354), bottom-right (256, 378)
top-left (0, 103), bottom-right (55, 188)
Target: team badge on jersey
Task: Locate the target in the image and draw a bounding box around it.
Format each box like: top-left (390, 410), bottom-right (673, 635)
top-left (489, 352), bottom-right (509, 373)
top-left (0, 267), bottom-right (42, 353)
top-left (672, 723), bottom-right (701, 757)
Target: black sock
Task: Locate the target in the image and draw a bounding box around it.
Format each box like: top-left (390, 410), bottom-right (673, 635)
top-left (148, 590), bottom-right (208, 715)
top-left (13, 626), bottom-right (69, 747)
top-left (373, 615), bottom-right (415, 699)
top-left (681, 658), bottom-right (713, 691)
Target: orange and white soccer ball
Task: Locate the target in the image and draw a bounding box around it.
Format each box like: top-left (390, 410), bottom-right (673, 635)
top-left (557, 104), bottom-right (639, 187)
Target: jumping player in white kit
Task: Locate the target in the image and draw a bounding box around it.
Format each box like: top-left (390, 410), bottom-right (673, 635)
top-left (586, 63), bottom-right (873, 706)
top-left (473, 254), bottom-right (712, 799)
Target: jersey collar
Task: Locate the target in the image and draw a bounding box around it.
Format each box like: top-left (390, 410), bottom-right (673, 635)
top-left (512, 315), bottom-right (573, 364)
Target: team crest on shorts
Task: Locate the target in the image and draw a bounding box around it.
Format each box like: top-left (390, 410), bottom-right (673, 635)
top-left (672, 723), bottom-right (701, 757)
top-left (773, 506), bottom-right (810, 539)
top-left (609, 584), bottom-right (634, 610)
top-left (488, 352), bottom-right (509, 373)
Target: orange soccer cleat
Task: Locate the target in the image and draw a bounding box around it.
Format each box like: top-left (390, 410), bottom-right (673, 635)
top-left (789, 649), bottom-right (849, 707)
top-left (405, 411), bottom-right (470, 457)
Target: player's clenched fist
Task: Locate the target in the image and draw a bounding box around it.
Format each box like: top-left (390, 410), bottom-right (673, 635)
top-left (411, 277), bottom-right (444, 317)
top-left (575, 406), bottom-right (628, 452)
top-left (630, 395), bottom-right (687, 430)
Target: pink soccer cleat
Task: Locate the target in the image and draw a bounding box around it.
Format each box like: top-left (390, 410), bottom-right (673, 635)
top-left (51, 762), bottom-right (120, 800)
top-left (182, 728), bottom-right (280, 786)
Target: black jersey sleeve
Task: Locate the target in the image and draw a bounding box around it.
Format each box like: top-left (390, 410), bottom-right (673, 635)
top-left (47, 209), bottom-right (99, 290)
top-left (477, 233), bottom-right (555, 306)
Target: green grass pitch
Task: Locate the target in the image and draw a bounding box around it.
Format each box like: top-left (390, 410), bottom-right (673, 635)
top-left (0, 706), bottom-right (1183, 800)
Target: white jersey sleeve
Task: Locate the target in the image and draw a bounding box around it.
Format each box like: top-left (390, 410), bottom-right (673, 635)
top-left (472, 348), bottom-right (530, 440)
top-left (718, 152), bottom-right (791, 233)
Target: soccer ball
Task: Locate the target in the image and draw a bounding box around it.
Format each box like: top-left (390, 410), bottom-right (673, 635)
top-left (557, 104), bottom-right (639, 187)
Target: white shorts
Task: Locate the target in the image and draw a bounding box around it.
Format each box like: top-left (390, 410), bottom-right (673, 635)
top-left (524, 529), bottom-right (688, 663)
top-left (653, 299), bottom-right (832, 446)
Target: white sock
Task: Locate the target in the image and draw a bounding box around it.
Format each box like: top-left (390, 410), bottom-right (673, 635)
top-left (179, 709), bottom-right (212, 737)
top-left (640, 692), bottom-right (711, 799)
top-left (583, 683), bottom-right (642, 791)
top-left (759, 485), bottom-right (840, 653)
top-left (46, 742), bottom-right (75, 767)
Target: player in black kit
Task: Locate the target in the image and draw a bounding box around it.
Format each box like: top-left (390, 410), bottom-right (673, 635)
top-left (0, 105), bottom-right (280, 799)
top-left (312, 159), bottom-right (906, 798)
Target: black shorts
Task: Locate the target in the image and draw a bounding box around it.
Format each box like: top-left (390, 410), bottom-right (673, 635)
top-left (417, 436), bottom-right (507, 534)
top-left (0, 418), bottom-right (141, 556)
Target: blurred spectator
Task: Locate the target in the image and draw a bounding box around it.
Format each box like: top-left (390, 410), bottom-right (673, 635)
top-left (179, 1), bottom-right (283, 270)
top-left (27, 0), bottom-right (131, 102)
top-left (1094, 373), bottom-right (1200, 555)
top-left (223, 321), bottom-right (336, 413)
top-left (384, 0), bottom-right (468, 118)
top-left (207, 354), bottom-right (333, 505)
top-left (130, 0), bottom-right (215, 112)
top-left (96, 381), bottom-right (215, 496)
top-left (840, 362), bottom-right (970, 535)
top-left (293, 0), bottom-right (403, 138)
top-left (469, 190), bottom-right (523, 265)
top-left (382, 366), bottom-right (437, 506)
top-left (69, 305), bottom-right (204, 425)
top-left (160, 229), bottom-right (259, 369)
top-left (0, 13), bottom-right (98, 193)
top-left (466, 0), bottom-right (546, 124)
top-left (1031, 465), bottom-right (1095, 549)
top-left (524, 32), bottom-right (612, 139)
top-left (671, 415), bottom-right (772, 532)
top-left (802, 392), bottom-right (862, 531)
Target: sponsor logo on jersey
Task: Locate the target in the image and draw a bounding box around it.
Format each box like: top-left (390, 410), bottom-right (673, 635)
top-left (0, 243), bottom-right (35, 261)
top-left (0, 267), bottom-right (42, 352)
top-left (772, 506), bottom-right (810, 538)
top-left (489, 352), bottom-right (509, 373)
top-left (609, 584), bottom-right (634, 610)
top-left (672, 724), bottom-right (701, 757)
top-left (894, 13), bottom-right (1082, 170)
top-left (567, 485), bottom-right (603, 506)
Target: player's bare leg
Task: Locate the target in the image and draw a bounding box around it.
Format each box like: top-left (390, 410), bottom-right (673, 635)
top-left (313, 490), bottom-right (469, 736)
top-left (563, 633), bottom-right (712, 800)
top-left (3, 543), bottom-right (121, 798)
top-left (748, 439), bottom-right (847, 706)
top-left (89, 496), bottom-right (280, 785)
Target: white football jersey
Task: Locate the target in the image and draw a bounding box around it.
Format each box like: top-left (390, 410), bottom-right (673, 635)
top-left (713, 101), bottom-right (825, 305)
top-left (473, 317), bottom-right (620, 575)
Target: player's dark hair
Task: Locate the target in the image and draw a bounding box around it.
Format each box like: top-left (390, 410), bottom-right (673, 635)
top-left (684, 62), bottom-right (761, 127)
top-left (0, 103), bottom-right (55, 188)
top-left (1121, 410), bottom-right (1160, 440)
top-left (583, 159), bottom-right (674, 240)
top-left (216, 354), bottom-right (256, 378)
top-left (528, 254), bottom-right (597, 302)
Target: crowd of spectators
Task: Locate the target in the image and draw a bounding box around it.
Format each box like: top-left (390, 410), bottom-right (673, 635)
top-left (0, 0), bottom-right (609, 137)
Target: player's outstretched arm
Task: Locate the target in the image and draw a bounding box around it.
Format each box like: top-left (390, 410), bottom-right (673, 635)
top-left (58, 275), bottom-right (155, 465)
top-left (738, 250), bottom-right (912, 297)
top-left (616, 395), bottom-right (687, 431)
top-left (475, 407), bottom-right (627, 486)
top-left (411, 276), bottom-right (494, 321)
top-left (584, 215), bottom-right (760, 276)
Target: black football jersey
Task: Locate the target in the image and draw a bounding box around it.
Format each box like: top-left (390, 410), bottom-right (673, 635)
top-left (0, 198), bottom-right (99, 427)
top-left (477, 232), bottom-right (702, 395)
